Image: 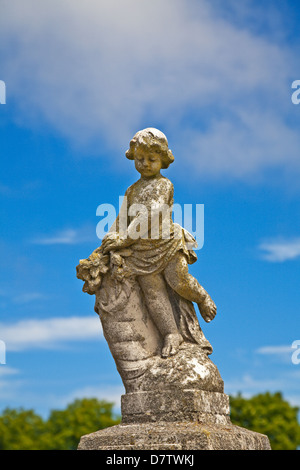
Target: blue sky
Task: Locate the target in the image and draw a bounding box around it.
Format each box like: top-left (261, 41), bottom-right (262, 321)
top-left (0, 0), bottom-right (300, 419)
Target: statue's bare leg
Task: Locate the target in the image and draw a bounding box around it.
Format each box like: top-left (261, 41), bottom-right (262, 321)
top-left (137, 273), bottom-right (183, 358)
top-left (164, 253), bottom-right (217, 323)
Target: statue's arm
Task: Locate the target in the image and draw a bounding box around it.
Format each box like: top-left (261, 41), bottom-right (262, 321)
top-left (102, 188), bottom-right (135, 252)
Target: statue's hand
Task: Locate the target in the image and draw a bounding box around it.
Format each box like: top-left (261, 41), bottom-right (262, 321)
top-left (102, 233), bottom-right (131, 254)
top-left (198, 296), bottom-right (217, 323)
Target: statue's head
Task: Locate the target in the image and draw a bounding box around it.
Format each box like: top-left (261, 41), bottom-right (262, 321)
top-left (125, 128), bottom-right (174, 170)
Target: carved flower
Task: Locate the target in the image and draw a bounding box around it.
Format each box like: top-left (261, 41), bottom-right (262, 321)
top-left (76, 249), bottom-right (110, 295)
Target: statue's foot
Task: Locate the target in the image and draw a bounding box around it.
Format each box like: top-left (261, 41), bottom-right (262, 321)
top-left (161, 333), bottom-right (183, 358)
top-left (198, 296), bottom-right (217, 323)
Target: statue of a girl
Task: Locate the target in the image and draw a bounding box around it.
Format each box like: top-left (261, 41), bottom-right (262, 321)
top-left (77, 128), bottom-right (220, 394)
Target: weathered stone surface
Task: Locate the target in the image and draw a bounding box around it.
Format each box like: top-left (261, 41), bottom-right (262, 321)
top-left (78, 421), bottom-right (271, 450)
top-left (130, 344), bottom-right (224, 393)
top-left (121, 389), bottom-right (230, 425)
top-left (94, 272), bottom-right (220, 394)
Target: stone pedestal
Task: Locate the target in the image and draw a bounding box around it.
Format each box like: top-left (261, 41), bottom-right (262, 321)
top-left (78, 421), bottom-right (271, 451)
top-left (78, 388), bottom-right (271, 450)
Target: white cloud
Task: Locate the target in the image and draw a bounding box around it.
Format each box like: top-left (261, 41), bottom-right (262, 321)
top-left (256, 345), bottom-right (294, 355)
top-left (0, 316), bottom-right (103, 351)
top-left (179, 110), bottom-right (300, 179)
top-left (224, 373), bottom-right (288, 396)
top-left (61, 385), bottom-right (124, 412)
top-left (256, 344), bottom-right (300, 366)
top-left (224, 373), bottom-right (300, 411)
top-left (0, 180), bottom-right (42, 198)
top-left (0, 367), bottom-right (23, 404)
top-left (0, 366), bottom-right (19, 377)
top-left (12, 292), bottom-right (46, 305)
top-left (0, 379), bottom-right (124, 417)
top-left (255, 345), bottom-right (295, 365)
top-left (32, 229), bottom-right (80, 245)
top-left (258, 237), bottom-right (300, 262)
top-left (0, 0), bottom-right (298, 179)
top-left (31, 226), bottom-right (97, 245)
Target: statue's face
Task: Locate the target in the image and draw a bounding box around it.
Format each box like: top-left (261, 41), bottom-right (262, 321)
top-left (134, 147), bottom-right (162, 178)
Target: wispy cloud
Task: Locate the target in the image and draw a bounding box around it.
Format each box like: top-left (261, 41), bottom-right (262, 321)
top-left (0, 379), bottom-right (123, 417)
top-left (31, 226), bottom-right (97, 246)
top-left (0, 0), bottom-right (298, 179)
top-left (0, 366), bottom-right (19, 378)
top-left (12, 292), bottom-right (46, 305)
top-left (0, 181), bottom-right (42, 198)
top-left (61, 385), bottom-right (124, 412)
top-left (253, 343), bottom-right (300, 369)
top-left (256, 345), bottom-right (294, 356)
top-left (0, 367), bottom-right (22, 403)
top-left (224, 373), bottom-right (289, 396)
top-left (256, 343), bottom-right (300, 365)
top-left (224, 372), bottom-right (300, 410)
top-left (0, 316), bottom-right (102, 351)
top-left (32, 229), bottom-right (79, 245)
top-left (258, 237), bottom-right (300, 262)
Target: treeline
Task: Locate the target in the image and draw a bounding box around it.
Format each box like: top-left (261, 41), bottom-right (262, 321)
top-left (230, 392), bottom-right (300, 450)
top-left (0, 398), bottom-right (120, 450)
top-left (0, 392), bottom-right (299, 450)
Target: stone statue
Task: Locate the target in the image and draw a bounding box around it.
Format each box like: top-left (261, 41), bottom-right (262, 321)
top-left (76, 128), bottom-right (271, 450)
top-left (76, 128), bottom-right (221, 392)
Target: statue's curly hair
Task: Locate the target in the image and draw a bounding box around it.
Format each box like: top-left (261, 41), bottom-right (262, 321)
top-left (125, 128), bottom-right (174, 169)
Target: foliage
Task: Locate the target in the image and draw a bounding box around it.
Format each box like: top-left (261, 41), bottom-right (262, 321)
top-left (0, 398), bottom-right (121, 450)
top-left (46, 398), bottom-right (121, 450)
top-left (229, 391), bottom-right (300, 450)
top-left (0, 408), bottom-right (48, 450)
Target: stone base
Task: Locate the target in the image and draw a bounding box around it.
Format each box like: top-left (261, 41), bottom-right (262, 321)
top-left (77, 421), bottom-right (271, 450)
top-left (78, 388), bottom-right (271, 450)
top-left (121, 389), bottom-right (231, 425)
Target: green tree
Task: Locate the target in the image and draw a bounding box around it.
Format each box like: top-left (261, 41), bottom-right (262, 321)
top-left (0, 408), bottom-right (48, 450)
top-left (0, 398), bottom-right (120, 450)
top-left (230, 392), bottom-right (300, 450)
top-left (46, 398), bottom-right (121, 450)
